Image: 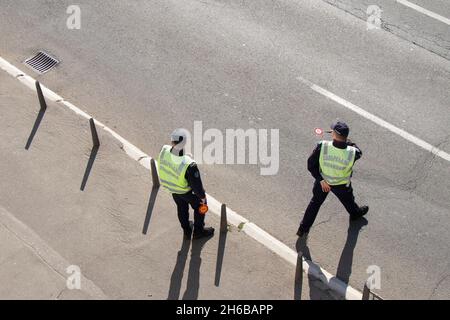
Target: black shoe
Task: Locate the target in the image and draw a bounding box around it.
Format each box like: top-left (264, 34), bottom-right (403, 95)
top-left (296, 228), bottom-right (308, 238)
top-left (183, 226), bottom-right (193, 240)
top-left (193, 227), bottom-right (215, 240)
top-left (351, 206), bottom-right (369, 221)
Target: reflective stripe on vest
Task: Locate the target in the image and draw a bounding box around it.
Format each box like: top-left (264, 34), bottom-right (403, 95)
top-left (319, 141), bottom-right (356, 186)
top-left (157, 145), bottom-right (194, 194)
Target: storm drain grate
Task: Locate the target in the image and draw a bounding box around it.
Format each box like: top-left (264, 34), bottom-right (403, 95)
top-left (24, 51), bottom-right (60, 74)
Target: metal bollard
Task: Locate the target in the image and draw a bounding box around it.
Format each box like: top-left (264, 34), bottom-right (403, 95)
top-left (295, 252), bottom-right (303, 282)
top-left (35, 81), bottom-right (47, 111)
top-left (220, 204), bottom-right (228, 233)
top-left (362, 283), bottom-right (370, 300)
top-left (150, 158), bottom-right (160, 188)
top-left (294, 251), bottom-right (303, 300)
top-left (89, 118), bottom-right (100, 148)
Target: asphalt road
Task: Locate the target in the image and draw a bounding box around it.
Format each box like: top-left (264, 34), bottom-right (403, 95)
top-left (1, 0), bottom-right (449, 299)
top-left (324, 0), bottom-right (450, 59)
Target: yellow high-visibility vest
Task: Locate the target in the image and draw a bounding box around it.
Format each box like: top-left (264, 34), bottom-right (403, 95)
top-left (157, 145), bottom-right (194, 194)
top-left (319, 141), bottom-right (356, 186)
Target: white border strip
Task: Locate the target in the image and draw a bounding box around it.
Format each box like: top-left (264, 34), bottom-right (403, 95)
top-left (0, 56), bottom-right (362, 300)
top-left (397, 0), bottom-right (450, 26)
top-left (297, 76), bottom-right (450, 163)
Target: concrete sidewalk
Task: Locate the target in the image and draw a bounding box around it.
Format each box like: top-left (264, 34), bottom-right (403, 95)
top-left (0, 208), bottom-right (95, 300)
top-left (0, 70), bottom-right (337, 300)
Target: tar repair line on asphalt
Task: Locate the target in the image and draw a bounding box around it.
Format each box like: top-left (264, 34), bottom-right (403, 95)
top-left (0, 206), bottom-right (107, 299)
top-left (0, 56), bottom-right (363, 300)
top-left (297, 76), bottom-right (450, 163)
top-left (396, 0), bottom-right (450, 26)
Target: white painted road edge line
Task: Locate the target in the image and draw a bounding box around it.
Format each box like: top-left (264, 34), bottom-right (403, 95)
top-left (397, 0), bottom-right (450, 26)
top-left (0, 56), bottom-right (362, 300)
top-left (0, 206), bottom-right (107, 300)
top-left (297, 76), bottom-right (450, 163)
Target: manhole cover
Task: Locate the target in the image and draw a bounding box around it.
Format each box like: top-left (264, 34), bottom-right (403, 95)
top-left (24, 51), bottom-right (59, 74)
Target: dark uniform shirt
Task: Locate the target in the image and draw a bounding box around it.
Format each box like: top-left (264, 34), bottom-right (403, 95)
top-left (307, 140), bottom-right (362, 181)
top-left (185, 163), bottom-right (206, 199)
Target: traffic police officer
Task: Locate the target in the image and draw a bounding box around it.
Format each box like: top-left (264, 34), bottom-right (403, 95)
top-left (158, 129), bottom-right (215, 240)
top-left (297, 121), bottom-right (369, 238)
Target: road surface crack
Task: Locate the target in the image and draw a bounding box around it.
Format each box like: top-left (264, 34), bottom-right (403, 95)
top-left (400, 134), bottom-right (450, 192)
top-left (310, 212), bottom-right (337, 230)
top-left (56, 288), bottom-right (68, 300)
top-left (428, 271), bottom-right (450, 299)
top-left (321, 0), bottom-right (450, 60)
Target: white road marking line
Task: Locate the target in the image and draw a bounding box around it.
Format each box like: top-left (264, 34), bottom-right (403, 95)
top-left (297, 76), bottom-right (450, 163)
top-left (397, 0), bottom-right (450, 26)
top-left (0, 56), bottom-right (361, 300)
top-left (0, 206), bottom-right (107, 300)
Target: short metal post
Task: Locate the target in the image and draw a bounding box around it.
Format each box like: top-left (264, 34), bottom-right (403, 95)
top-left (295, 252), bottom-right (303, 282)
top-left (35, 81), bottom-right (47, 111)
top-left (294, 251), bottom-right (303, 300)
top-left (150, 158), bottom-right (160, 188)
top-left (89, 118), bottom-right (100, 148)
top-left (220, 204), bottom-right (228, 233)
top-left (362, 283), bottom-right (370, 300)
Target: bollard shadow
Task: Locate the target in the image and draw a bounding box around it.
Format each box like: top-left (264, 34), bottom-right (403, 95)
top-left (336, 217), bottom-right (368, 284)
top-left (214, 229), bottom-right (227, 287)
top-left (167, 237), bottom-right (192, 300)
top-left (80, 146), bottom-right (99, 191)
top-left (25, 109), bottom-right (46, 150)
top-left (142, 186), bottom-right (160, 235)
top-left (182, 236), bottom-right (213, 300)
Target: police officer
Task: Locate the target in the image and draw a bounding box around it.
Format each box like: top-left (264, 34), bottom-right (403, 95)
top-left (158, 129), bottom-right (214, 240)
top-left (297, 121), bottom-right (369, 238)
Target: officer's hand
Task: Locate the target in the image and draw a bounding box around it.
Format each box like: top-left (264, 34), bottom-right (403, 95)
top-left (320, 180), bottom-right (331, 193)
top-left (347, 139), bottom-right (356, 147)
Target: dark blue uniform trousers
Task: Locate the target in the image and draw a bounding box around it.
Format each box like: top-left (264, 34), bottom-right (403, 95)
top-left (172, 191), bottom-right (205, 231)
top-left (299, 180), bottom-right (362, 233)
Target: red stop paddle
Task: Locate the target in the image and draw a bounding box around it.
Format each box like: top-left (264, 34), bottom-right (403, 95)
top-left (314, 128), bottom-right (323, 135)
top-left (314, 128), bottom-right (332, 136)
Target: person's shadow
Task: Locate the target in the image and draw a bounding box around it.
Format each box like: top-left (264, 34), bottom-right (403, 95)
top-left (295, 217), bottom-right (368, 299)
top-left (182, 236), bottom-right (212, 300)
top-left (167, 238), bottom-right (191, 300)
top-left (295, 236), bottom-right (319, 300)
top-left (336, 217), bottom-right (368, 284)
top-left (167, 234), bottom-right (213, 300)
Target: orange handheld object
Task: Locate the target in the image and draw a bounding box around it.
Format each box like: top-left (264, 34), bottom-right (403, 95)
top-left (199, 203), bottom-right (209, 215)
